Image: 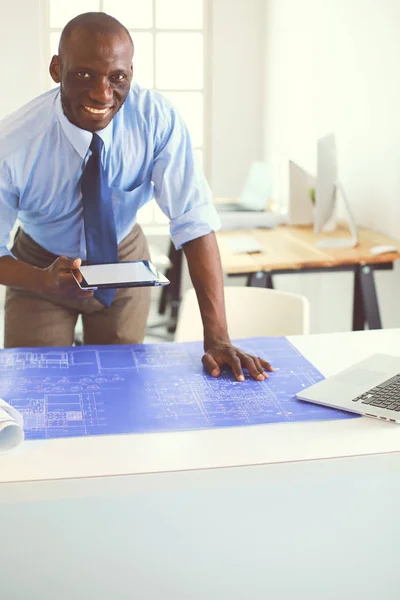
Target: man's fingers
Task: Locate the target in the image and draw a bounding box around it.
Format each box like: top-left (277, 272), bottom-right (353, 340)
top-left (253, 356), bottom-right (267, 376)
top-left (203, 348), bottom-right (273, 383)
top-left (75, 288), bottom-right (94, 298)
top-left (239, 353), bottom-right (267, 381)
top-left (224, 354), bottom-right (244, 382)
top-left (78, 291), bottom-right (94, 299)
top-left (250, 355), bottom-right (269, 380)
top-left (73, 269), bottom-right (83, 283)
top-left (202, 353), bottom-right (220, 377)
top-left (54, 256), bottom-right (81, 270)
top-left (70, 288), bottom-right (94, 300)
top-left (57, 272), bottom-right (93, 299)
top-left (259, 357), bottom-right (274, 372)
top-left (59, 271), bottom-right (82, 288)
top-left (72, 257), bottom-right (82, 269)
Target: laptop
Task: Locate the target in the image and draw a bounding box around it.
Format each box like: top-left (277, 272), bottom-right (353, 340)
top-left (296, 353), bottom-right (400, 423)
top-left (216, 161), bottom-right (271, 212)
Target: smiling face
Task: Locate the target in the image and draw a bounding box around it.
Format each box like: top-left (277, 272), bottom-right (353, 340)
top-left (50, 28), bottom-right (133, 132)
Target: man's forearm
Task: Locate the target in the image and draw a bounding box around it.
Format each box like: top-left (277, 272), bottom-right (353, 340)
top-left (182, 232), bottom-right (229, 346)
top-left (0, 255), bottom-right (46, 293)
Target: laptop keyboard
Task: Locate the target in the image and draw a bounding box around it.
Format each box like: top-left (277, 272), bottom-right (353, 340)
top-left (353, 374), bottom-right (400, 411)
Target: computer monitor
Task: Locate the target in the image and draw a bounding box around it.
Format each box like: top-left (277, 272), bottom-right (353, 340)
top-left (313, 133), bottom-right (358, 248)
top-left (288, 160), bottom-right (315, 225)
top-left (215, 161), bottom-right (271, 213)
top-left (238, 161), bottom-right (272, 211)
top-left (314, 134), bottom-right (337, 233)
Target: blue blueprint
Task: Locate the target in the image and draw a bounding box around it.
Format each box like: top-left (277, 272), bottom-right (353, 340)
top-left (0, 337), bottom-right (356, 440)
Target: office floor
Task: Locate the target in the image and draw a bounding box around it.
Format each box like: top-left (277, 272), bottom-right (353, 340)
top-left (0, 286), bottom-right (173, 348)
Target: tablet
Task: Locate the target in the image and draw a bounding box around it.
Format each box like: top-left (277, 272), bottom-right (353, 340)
top-left (72, 260), bottom-right (170, 290)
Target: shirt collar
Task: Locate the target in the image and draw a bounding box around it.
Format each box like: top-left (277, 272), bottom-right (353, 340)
top-left (55, 91), bottom-right (113, 159)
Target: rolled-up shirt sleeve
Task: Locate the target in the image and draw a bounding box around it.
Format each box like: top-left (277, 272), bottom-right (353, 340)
top-left (0, 163), bottom-right (19, 258)
top-left (151, 104), bottom-right (220, 249)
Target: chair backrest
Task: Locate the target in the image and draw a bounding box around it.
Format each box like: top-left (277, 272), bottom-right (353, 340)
top-left (174, 286), bottom-right (310, 342)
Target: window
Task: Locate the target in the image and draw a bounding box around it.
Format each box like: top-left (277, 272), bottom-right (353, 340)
top-left (47, 0), bottom-right (208, 225)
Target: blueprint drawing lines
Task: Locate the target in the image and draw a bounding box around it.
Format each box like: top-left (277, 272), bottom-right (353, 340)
top-left (0, 338), bottom-right (356, 440)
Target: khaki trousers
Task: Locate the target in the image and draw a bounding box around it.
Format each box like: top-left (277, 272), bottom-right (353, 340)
top-left (4, 225), bottom-right (151, 348)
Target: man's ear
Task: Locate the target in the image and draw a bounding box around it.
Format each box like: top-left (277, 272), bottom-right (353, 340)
top-left (49, 55), bottom-right (61, 84)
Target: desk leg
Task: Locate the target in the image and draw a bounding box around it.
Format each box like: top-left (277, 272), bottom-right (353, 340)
top-left (353, 265), bottom-right (382, 330)
top-left (247, 272), bottom-right (274, 289)
top-left (167, 246), bottom-right (183, 333)
top-left (157, 243), bottom-right (183, 333)
top-left (158, 241), bottom-right (176, 315)
top-left (158, 284), bottom-right (168, 316)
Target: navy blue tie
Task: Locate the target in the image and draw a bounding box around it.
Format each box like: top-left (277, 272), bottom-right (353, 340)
top-left (81, 133), bottom-right (118, 308)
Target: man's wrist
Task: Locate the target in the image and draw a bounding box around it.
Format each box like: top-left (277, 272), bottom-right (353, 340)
top-left (203, 328), bottom-right (231, 350)
top-left (0, 255), bottom-right (49, 295)
top-left (31, 266), bottom-right (49, 295)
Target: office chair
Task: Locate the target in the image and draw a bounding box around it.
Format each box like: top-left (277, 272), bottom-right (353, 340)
top-left (174, 286), bottom-right (310, 342)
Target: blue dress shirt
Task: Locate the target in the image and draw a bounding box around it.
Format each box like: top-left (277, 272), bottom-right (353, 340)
top-left (0, 85), bottom-right (220, 260)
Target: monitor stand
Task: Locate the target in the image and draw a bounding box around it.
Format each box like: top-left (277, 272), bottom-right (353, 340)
top-left (315, 181), bottom-right (358, 248)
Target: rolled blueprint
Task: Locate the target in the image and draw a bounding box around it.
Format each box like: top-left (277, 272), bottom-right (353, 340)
top-left (0, 397), bottom-right (24, 453)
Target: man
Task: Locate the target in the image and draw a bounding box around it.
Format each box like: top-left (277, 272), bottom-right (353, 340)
top-left (0, 12), bottom-right (272, 382)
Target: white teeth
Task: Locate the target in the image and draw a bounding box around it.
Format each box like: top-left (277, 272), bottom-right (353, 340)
top-left (84, 106), bottom-right (109, 114)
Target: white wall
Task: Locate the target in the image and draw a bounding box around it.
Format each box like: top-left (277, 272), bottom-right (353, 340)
top-left (0, 1), bottom-right (49, 343)
top-left (209, 0), bottom-right (265, 196)
top-left (0, 1), bottom-right (46, 119)
top-left (264, 0), bottom-right (400, 332)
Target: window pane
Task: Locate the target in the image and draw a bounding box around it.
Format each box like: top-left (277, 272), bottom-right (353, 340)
top-left (156, 0), bottom-right (203, 29)
top-left (161, 92), bottom-right (203, 147)
top-left (156, 33), bottom-right (203, 89)
top-left (103, 0), bottom-right (153, 29)
top-left (131, 33), bottom-right (154, 88)
top-left (50, 0), bottom-right (99, 28)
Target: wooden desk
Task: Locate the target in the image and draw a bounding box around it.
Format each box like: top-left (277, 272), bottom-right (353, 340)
top-left (216, 225), bottom-right (400, 330)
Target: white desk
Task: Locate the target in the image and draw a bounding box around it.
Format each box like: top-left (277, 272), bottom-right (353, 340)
top-left (1, 329), bottom-right (400, 599)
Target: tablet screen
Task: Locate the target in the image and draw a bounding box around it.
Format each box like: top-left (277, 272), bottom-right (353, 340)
top-left (79, 262), bottom-right (158, 286)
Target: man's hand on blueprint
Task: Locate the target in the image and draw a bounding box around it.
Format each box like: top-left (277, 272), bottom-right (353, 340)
top-left (182, 233), bottom-right (273, 382)
top-left (202, 339), bottom-right (274, 382)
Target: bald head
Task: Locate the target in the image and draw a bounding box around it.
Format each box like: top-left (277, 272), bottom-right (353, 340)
top-left (59, 12), bottom-right (133, 57)
top-left (50, 12), bottom-right (134, 132)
